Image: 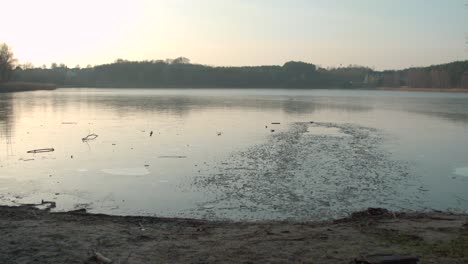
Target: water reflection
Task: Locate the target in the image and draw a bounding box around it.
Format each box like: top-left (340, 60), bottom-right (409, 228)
top-left (392, 96), bottom-right (468, 123)
top-left (4, 89), bottom-right (378, 120)
top-left (0, 94), bottom-right (14, 158)
top-left (0, 94), bottom-right (13, 132)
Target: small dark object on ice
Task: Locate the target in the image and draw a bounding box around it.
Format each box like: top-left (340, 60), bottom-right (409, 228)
top-left (265, 125), bottom-right (268, 128)
top-left (270, 129), bottom-right (275, 132)
top-left (353, 254), bottom-right (419, 264)
top-left (150, 131), bottom-right (153, 137)
top-left (27, 148), bottom-right (54, 154)
top-left (217, 131), bottom-right (223, 136)
top-left (82, 134), bottom-right (98, 142)
top-left (310, 121), bottom-right (314, 123)
top-left (271, 122), bottom-right (281, 125)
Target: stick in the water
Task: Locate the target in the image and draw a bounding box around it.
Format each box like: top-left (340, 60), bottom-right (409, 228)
top-left (82, 134), bottom-right (98, 142)
top-left (27, 148), bottom-right (55, 153)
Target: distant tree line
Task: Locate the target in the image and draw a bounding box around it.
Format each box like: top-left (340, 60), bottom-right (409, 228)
top-left (10, 57), bottom-right (374, 89)
top-left (366, 61), bottom-right (468, 88)
top-left (3, 40), bottom-right (468, 89)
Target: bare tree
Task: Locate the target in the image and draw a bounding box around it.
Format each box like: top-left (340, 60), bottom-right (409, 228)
top-left (0, 43), bottom-right (16, 82)
top-left (22, 62), bottom-right (35, 70)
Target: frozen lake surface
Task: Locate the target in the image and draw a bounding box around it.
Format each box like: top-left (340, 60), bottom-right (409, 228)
top-left (1, 88), bottom-right (467, 220)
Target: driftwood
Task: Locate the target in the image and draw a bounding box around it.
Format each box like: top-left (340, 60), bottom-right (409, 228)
top-left (27, 148), bottom-right (54, 154)
top-left (93, 251), bottom-right (112, 264)
top-left (271, 122), bottom-right (281, 125)
top-left (82, 134), bottom-right (98, 142)
top-left (19, 200), bottom-right (56, 211)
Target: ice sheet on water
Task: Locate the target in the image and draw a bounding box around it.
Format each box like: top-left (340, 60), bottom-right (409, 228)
top-left (454, 167), bottom-right (468, 177)
top-left (193, 122), bottom-right (420, 221)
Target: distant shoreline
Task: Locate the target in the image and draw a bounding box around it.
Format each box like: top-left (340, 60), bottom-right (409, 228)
top-left (3, 84), bottom-right (468, 93)
top-left (0, 82), bottom-right (57, 93)
top-left (376, 87), bottom-right (468, 93)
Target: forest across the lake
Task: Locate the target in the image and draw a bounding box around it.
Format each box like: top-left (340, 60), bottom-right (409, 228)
top-left (8, 58), bottom-right (468, 89)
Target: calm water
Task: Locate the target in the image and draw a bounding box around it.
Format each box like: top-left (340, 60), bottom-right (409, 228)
top-left (1, 88), bottom-right (467, 220)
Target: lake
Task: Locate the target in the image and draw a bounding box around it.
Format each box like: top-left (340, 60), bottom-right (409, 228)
top-left (1, 88), bottom-right (467, 220)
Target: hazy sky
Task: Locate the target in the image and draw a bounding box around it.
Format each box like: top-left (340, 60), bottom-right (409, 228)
top-left (1, 0), bottom-right (467, 70)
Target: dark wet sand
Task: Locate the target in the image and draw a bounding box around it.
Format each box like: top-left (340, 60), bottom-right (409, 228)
top-left (1, 206), bottom-right (466, 263)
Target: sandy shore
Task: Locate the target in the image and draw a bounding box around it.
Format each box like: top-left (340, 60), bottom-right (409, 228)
top-left (0, 206), bottom-right (466, 263)
top-left (376, 87), bottom-right (468, 93)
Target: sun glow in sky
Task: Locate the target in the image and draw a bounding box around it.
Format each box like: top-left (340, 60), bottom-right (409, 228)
top-left (1, 0), bottom-right (467, 69)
